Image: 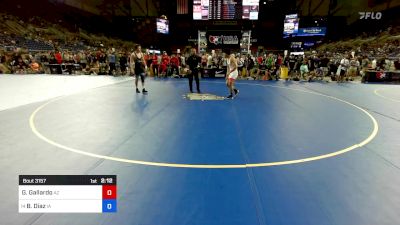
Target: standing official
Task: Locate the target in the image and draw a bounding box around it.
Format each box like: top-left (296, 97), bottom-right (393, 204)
top-left (186, 48), bottom-right (201, 93)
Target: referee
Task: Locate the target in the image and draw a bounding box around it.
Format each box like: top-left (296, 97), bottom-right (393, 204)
top-left (186, 48), bottom-right (201, 93)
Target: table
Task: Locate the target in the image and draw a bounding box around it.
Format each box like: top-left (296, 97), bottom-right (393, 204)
top-left (201, 68), bottom-right (227, 78)
top-left (362, 70), bottom-right (400, 83)
top-left (45, 64), bottom-right (81, 74)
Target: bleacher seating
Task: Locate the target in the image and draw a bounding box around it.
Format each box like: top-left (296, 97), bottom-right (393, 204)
top-left (25, 40), bottom-right (53, 51)
top-left (59, 43), bottom-right (86, 52)
top-left (0, 34), bottom-right (54, 51)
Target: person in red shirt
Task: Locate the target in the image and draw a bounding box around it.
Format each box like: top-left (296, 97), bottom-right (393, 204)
top-left (276, 54), bottom-right (283, 67)
top-left (144, 49), bottom-right (151, 75)
top-left (257, 55), bottom-right (264, 66)
top-left (170, 54), bottom-right (180, 76)
top-left (151, 53), bottom-right (159, 77)
top-left (54, 51), bottom-right (63, 64)
top-left (159, 51), bottom-right (170, 77)
top-left (274, 54), bottom-right (283, 80)
top-left (256, 54), bottom-right (267, 80)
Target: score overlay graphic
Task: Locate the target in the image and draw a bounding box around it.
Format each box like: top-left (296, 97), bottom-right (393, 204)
top-left (19, 175), bottom-right (117, 213)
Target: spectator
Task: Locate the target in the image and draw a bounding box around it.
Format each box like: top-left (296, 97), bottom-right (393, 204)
top-left (14, 55), bottom-right (28, 74)
top-left (300, 60), bottom-right (309, 80)
top-left (170, 54), bottom-right (180, 76)
top-left (29, 58), bottom-right (41, 73)
top-left (348, 56), bottom-right (360, 80)
top-left (237, 54), bottom-right (244, 77)
top-left (159, 51), bottom-right (170, 77)
top-left (319, 54), bottom-right (330, 76)
top-left (244, 54), bottom-right (254, 78)
top-left (151, 53), bottom-right (159, 77)
top-left (0, 53), bottom-right (10, 74)
top-left (108, 50), bottom-right (116, 75)
top-left (54, 51), bottom-right (62, 64)
top-left (79, 51), bottom-right (87, 70)
top-left (338, 55), bottom-right (350, 82)
top-left (119, 52), bottom-right (128, 75)
top-left (98, 51), bottom-right (108, 75)
top-left (394, 57), bottom-right (400, 70)
top-left (287, 55), bottom-right (297, 77)
top-left (144, 49), bottom-right (152, 74)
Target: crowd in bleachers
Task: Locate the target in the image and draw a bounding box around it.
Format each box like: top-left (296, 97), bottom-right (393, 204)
top-left (311, 26), bottom-right (400, 82)
top-left (1, 44), bottom-right (399, 83)
top-left (0, 45), bottom-right (138, 75)
top-left (0, 12), bottom-right (135, 75)
top-left (0, 12), bottom-right (399, 83)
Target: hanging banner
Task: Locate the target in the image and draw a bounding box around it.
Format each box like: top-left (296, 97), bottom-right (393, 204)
top-left (297, 27), bottom-right (327, 36)
top-left (207, 31), bottom-right (241, 49)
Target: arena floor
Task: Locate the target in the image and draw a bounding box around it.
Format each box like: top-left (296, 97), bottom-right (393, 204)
top-left (1, 75), bottom-right (400, 225)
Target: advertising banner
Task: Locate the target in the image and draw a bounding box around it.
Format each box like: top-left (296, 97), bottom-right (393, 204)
top-left (297, 27), bottom-right (326, 36)
top-left (207, 31), bottom-right (241, 49)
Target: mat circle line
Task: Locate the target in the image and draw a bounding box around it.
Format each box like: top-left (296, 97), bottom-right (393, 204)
top-left (29, 82), bottom-right (379, 169)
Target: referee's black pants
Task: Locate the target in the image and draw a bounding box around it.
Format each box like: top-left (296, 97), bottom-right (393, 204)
top-left (188, 68), bottom-right (200, 92)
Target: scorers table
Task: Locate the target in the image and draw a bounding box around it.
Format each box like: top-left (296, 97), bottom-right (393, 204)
top-left (19, 175), bottom-right (117, 213)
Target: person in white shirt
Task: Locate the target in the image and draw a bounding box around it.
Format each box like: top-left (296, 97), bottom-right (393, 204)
top-left (348, 57), bottom-right (360, 80)
top-left (207, 53), bottom-right (213, 68)
top-left (237, 54), bottom-right (244, 78)
top-left (338, 55), bottom-right (350, 82)
top-left (371, 58), bottom-right (377, 70)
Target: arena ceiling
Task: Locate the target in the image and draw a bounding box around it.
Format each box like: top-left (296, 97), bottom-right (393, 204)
top-left (62, 0), bottom-right (160, 17)
top-left (297, 0), bottom-right (399, 19)
top-left (62, 0), bottom-right (399, 22)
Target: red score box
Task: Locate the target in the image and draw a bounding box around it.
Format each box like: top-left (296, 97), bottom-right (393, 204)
top-left (102, 185), bottom-right (117, 199)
